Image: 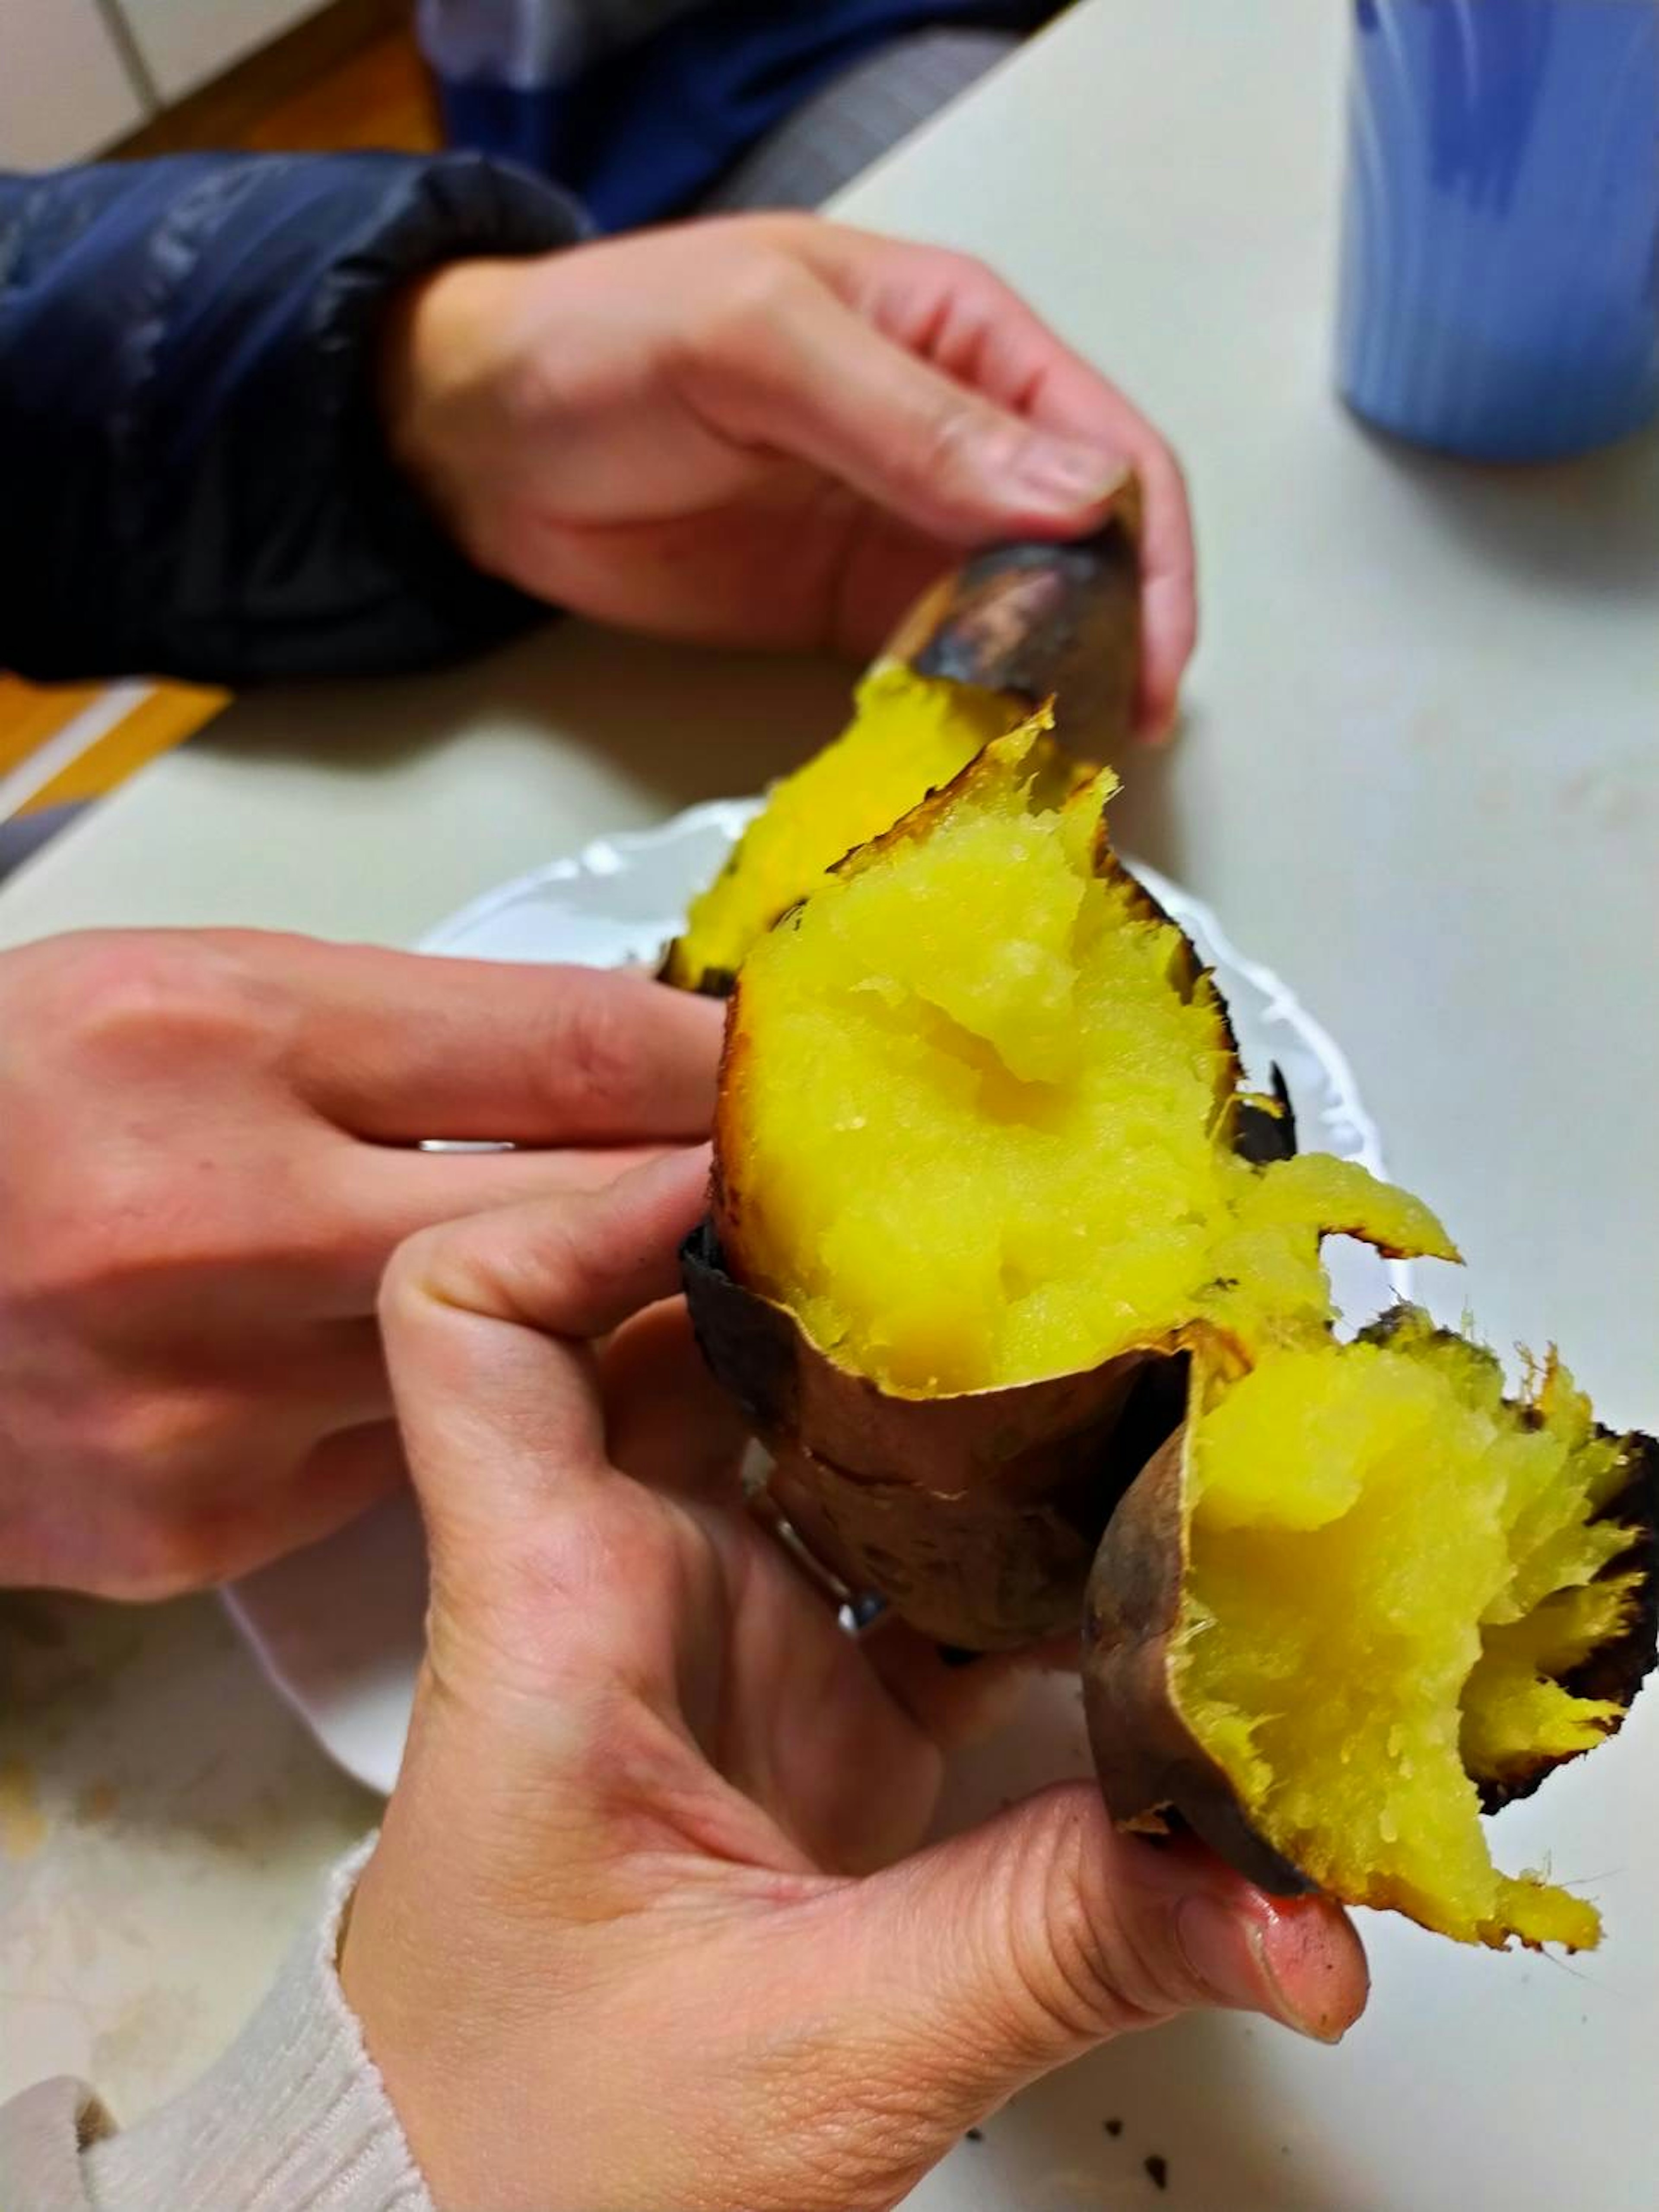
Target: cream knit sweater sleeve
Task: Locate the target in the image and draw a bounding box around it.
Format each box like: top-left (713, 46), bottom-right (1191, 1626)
top-left (1, 1841), bottom-right (433, 2212)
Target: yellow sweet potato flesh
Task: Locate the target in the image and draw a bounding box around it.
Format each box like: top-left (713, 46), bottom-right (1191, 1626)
top-left (665, 662), bottom-right (1023, 990)
top-left (1176, 1317), bottom-right (1640, 1948)
top-left (722, 730), bottom-right (1454, 1395)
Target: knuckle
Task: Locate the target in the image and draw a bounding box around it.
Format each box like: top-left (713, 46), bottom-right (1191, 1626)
top-left (39, 932), bottom-right (275, 1077)
top-left (13, 1167), bottom-right (153, 1304)
top-left (377, 1229), bottom-right (448, 1330)
top-left (4, 938), bottom-right (321, 1300)
top-left (932, 243), bottom-right (998, 295)
top-left (686, 251), bottom-right (812, 371)
top-left (14, 1390), bottom-right (251, 1597)
top-left (1038, 1897), bottom-right (1157, 2040)
top-left (1005, 1816), bottom-right (1170, 2046)
top-left (89, 1387), bottom-right (235, 1487)
top-left (554, 974), bottom-right (642, 1114)
top-left (914, 400), bottom-right (1004, 498)
top-left (66, 1154), bottom-right (157, 1246)
top-left (918, 403), bottom-right (979, 471)
top-left (429, 1500), bottom-right (688, 1713)
top-left (494, 344), bottom-right (563, 446)
top-left (32, 1153), bottom-right (242, 1302)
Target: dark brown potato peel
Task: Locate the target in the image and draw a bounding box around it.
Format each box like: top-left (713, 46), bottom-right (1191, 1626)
top-left (1355, 1311), bottom-right (1659, 1815)
top-left (682, 1221), bottom-right (1175, 1649)
top-left (884, 505), bottom-right (1142, 760)
top-left (1082, 1426), bottom-right (1315, 1897)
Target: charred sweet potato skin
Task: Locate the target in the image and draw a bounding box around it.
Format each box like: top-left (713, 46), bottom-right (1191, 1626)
top-left (1542, 1429), bottom-right (1659, 1770)
top-left (1356, 1312), bottom-right (1659, 1815)
top-left (884, 505), bottom-right (1142, 758)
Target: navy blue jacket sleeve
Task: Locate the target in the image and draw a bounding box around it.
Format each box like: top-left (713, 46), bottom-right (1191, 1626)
top-left (0, 152), bottom-right (586, 684)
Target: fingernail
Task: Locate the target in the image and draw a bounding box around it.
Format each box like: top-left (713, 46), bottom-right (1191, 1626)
top-left (1011, 437), bottom-right (1128, 515)
top-left (1175, 1894), bottom-right (1344, 2044)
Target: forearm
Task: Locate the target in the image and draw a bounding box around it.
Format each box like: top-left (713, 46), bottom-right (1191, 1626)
top-left (0, 1840), bottom-right (431, 2212)
top-left (0, 153), bottom-right (584, 686)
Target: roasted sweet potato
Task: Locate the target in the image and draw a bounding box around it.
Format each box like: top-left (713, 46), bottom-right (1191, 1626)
top-left (683, 725), bottom-right (1455, 1648)
top-left (662, 664), bottom-right (1022, 997)
top-left (1083, 1312), bottom-right (1659, 1949)
top-left (674, 641), bottom-right (1655, 1953)
top-left (663, 502), bottom-right (1140, 996)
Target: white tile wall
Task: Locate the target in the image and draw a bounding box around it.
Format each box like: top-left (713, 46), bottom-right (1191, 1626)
top-left (114, 0), bottom-right (328, 103)
top-left (0, 0), bottom-right (148, 168)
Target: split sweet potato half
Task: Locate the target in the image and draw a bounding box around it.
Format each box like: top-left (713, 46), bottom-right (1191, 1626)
top-left (684, 727), bottom-right (1452, 1647)
top-left (1084, 1315), bottom-right (1659, 1948)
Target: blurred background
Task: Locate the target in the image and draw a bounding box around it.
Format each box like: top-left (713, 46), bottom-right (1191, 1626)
top-left (0, 0), bottom-right (1056, 876)
top-left (0, 0), bottom-right (435, 170)
top-left (0, 0), bottom-right (438, 870)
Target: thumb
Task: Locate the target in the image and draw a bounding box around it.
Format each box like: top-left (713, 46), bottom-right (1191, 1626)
top-left (378, 1146), bottom-right (711, 1585)
top-left (692, 275), bottom-right (1132, 545)
top-left (831, 1782), bottom-right (1367, 2122)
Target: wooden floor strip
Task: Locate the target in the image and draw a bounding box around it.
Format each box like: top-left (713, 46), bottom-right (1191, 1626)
top-left (0, 679), bottom-right (112, 780)
top-left (11, 685), bottom-right (228, 815)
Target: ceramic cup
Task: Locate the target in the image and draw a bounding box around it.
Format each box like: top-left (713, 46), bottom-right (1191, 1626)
top-left (1337, 0), bottom-right (1659, 460)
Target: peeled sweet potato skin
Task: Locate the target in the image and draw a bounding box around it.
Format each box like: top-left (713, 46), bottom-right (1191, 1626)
top-left (1081, 1425), bottom-right (1316, 1896)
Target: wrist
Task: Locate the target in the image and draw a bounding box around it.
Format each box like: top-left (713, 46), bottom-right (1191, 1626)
top-left (339, 1791), bottom-right (594, 2212)
top-left (376, 257), bottom-right (523, 568)
top-left (339, 1837), bottom-right (493, 2206)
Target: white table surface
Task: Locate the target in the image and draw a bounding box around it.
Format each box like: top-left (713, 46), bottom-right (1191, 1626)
top-left (3, 0), bottom-right (1656, 2197)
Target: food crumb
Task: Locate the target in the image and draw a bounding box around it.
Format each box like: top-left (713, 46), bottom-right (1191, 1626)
top-left (965, 2129), bottom-right (983, 2144)
top-left (1144, 2153), bottom-right (1169, 2191)
top-left (1104, 2119), bottom-right (1123, 2138)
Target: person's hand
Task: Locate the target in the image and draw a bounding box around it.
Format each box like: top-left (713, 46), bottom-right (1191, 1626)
top-left (381, 215), bottom-right (1195, 738)
top-left (0, 931), bottom-right (719, 1598)
top-left (342, 1151), bottom-right (1368, 2212)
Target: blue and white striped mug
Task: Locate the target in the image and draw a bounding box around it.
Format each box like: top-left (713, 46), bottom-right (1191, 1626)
top-left (1338, 0), bottom-right (1659, 461)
